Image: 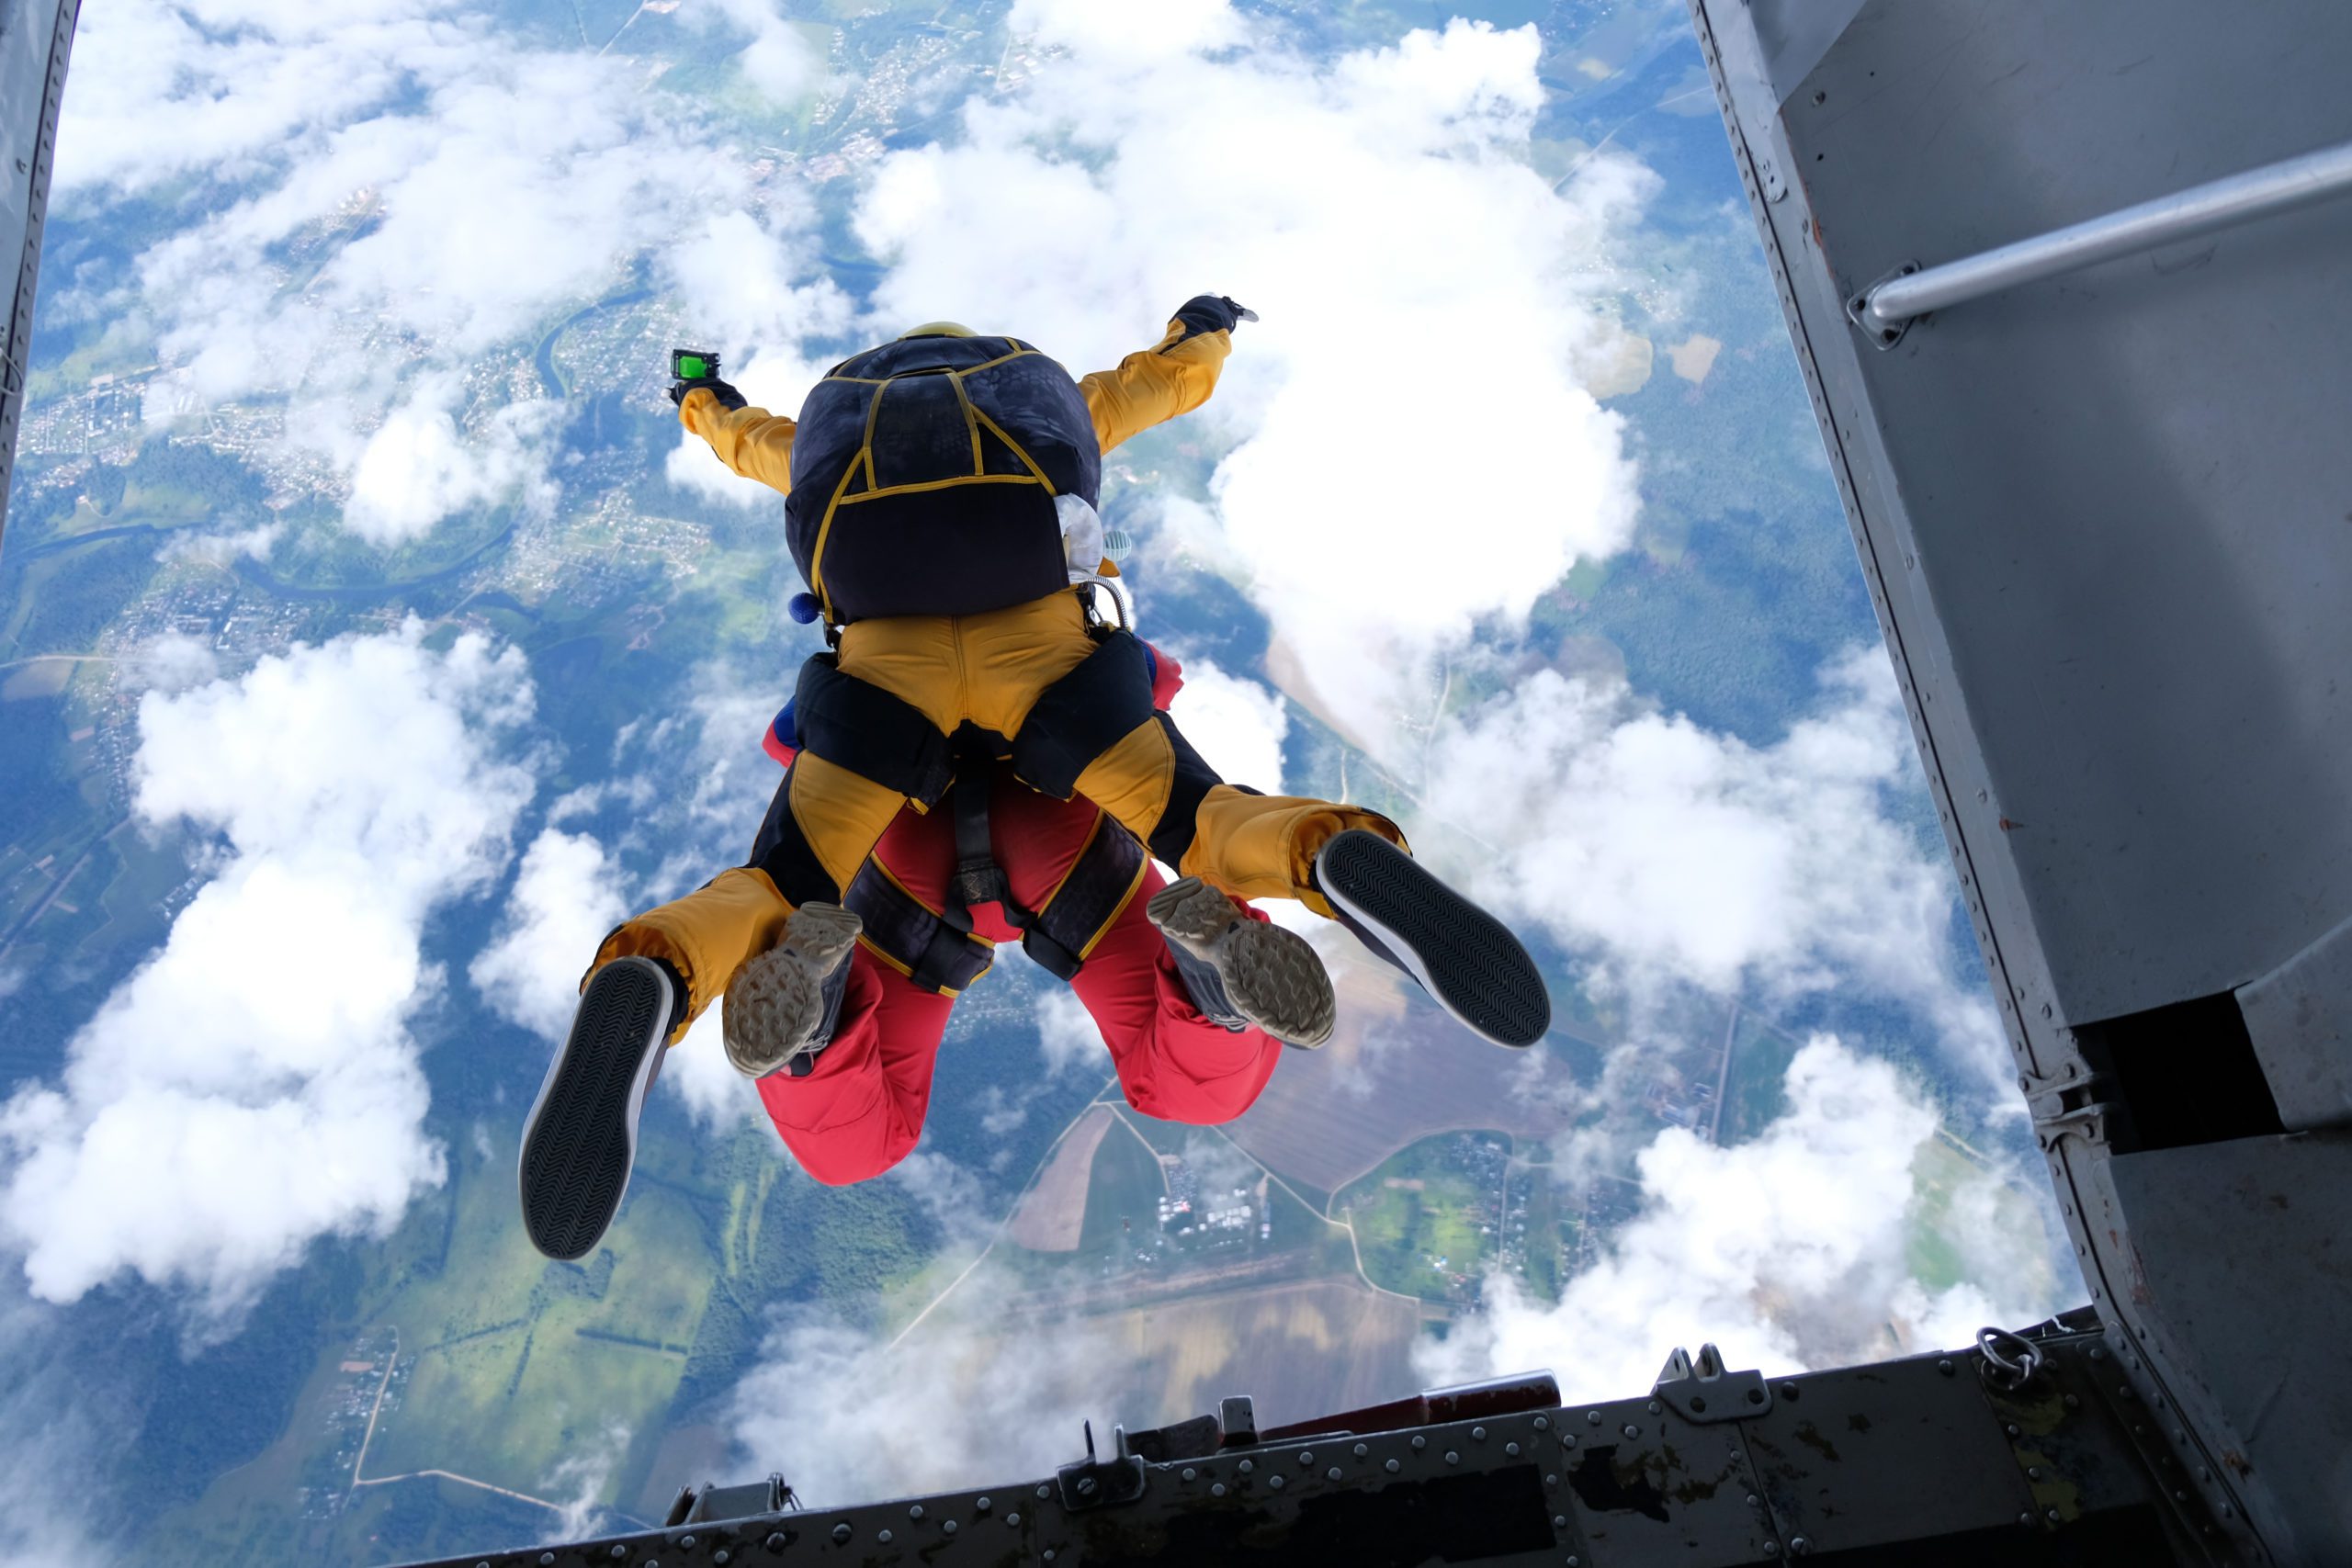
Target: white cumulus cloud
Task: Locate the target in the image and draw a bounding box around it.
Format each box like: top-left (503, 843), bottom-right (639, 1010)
top-left (1165, 658), bottom-right (1288, 794)
top-left (471, 828), bottom-right (630, 1042)
top-left (855, 7), bottom-right (1652, 746)
top-left (1417, 1036), bottom-right (2073, 1404)
top-left (0, 624), bottom-right (536, 1313)
top-left (1424, 646), bottom-right (2005, 1078)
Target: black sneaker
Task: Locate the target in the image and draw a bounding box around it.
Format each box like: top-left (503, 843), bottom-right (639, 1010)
top-left (517, 954), bottom-right (680, 1261)
top-left (1312, 829), bottom-right (1550, 1048)
top-left (722, 902), bottom-right (863, 1078)
top-left (1147, 876), bottom-right (1335, 1048)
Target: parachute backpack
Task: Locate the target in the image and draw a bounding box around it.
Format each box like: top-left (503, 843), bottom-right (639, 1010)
top-left (786, 331), bottom-right (1102, 624)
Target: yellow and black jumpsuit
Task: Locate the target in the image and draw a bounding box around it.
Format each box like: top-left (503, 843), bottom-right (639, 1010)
top-left (597, 307), bottom-right (1404, 1037)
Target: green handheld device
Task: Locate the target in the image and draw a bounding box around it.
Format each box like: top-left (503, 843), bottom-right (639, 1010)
top-left (671, 348), bottom-right (721, 382)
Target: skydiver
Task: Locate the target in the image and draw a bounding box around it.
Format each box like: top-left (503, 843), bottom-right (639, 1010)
top-left (516, 300), bottom-right (1549, 1260)
top-left (742, 641), bottom-right (1300, 1187)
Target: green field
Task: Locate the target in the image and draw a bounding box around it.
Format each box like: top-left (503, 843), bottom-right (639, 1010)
top-left (1339, 1134), bottom-right (1510, 1302)
top-left (1078, 1117), bottom-right (1169, 1258)
top-left (1718, 1009), bottom-right (1804, 1145)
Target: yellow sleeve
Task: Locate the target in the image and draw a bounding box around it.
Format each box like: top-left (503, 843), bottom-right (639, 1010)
top-left (1079, 320), bottom-right (1232, 456)
top-left (679, 387), bottom-right (797, 496)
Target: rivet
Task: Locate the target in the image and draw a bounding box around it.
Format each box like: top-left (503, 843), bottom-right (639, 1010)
top-left (2047, 1508), bottom-right (2062, 1522)
top-left (910, 1505), bottom-right (924, 1519)
top-left (1238, 1460), bottom-right (1254, 1474)
top-left (876, 1530), bottom-right (891, 1545)
top-left (2175, 1491), bottom-right (2188, 1503)
top-left (1299, 1451), bottom-right (1314, 1466)
top-left (715, 1553), bottom-right (729, 1565)
top-left (1781, 1383), bottom-right (1800, 1400)
top-left (2028, 1466), bottom-right (2042, 1480)
top-left (1791, 1539), bottom-right (1812, 1557)
top-left (2199, 1468), bottom-right (2212, 1483)
top-left (2089, 1348), bottom-right (2106, 1361)
top-left (1545, 1474), bottom-right (1557, 1487)
top-left (1037, 1484), bottom-right (1051, 1498)
top-left (544, 1557), bottom-right (558, 1566)
top-left (1412, 1437), bottom-right (1427, 1451)
top-left (1211, 1483), bottom-right (1227, 1497)
top-left (1075, 1477), bottom-right (1097, 1497)
top-left (1586, 1411), bottom-right (1602, 1426)
top-left (1764, 1544), bottom-right (1781, 1558)
top-left (2064, 1394), bottom-right (2081, 1409)
top-left (1567, 1559), bottom-right (1580, 1568)
top-left (978, 1496), bottom-right (992, 1512)
top-left (1645, 1402), bottom-right (1661, 1416)
top-left (680, 1538), bottom-right (695, 1551)
top-left (1007, 1513), bottom-right (1022, 1527)
top-left (943, 1520), bottom-right (957, 1536)
top-left (1553, 1515), bottom-right (1568, 1529)
top-left (1326, 1467), bottom-right (1340, 1482)
top-left (1445, 1451), bottom-right (1460, 1465)
top-left (1044, 1552), bottom-right (1055, 1563)
top-left (1506, 1442), bottom-right (1521, 1456)
top-left (1472, 1427), bottom-right (1487, 1440)
top-left (2007, 1425), bottom-right (2021, 1438)
top-left (2018, 1513), bottom-right (2034, 1528)
top-left (1937, 1359), bottom-right (1954, 1376)
top-left (1564, 1431), bottom-right (1578, 1444)
top-left (1533, 1416), bottom-right (1550, 1432)
top-left (1385, 1460), bottom-right (1400, 1474)
top-left (611, 1549), bottom-right (627, 1561)
top-left (1622, 1425), bottom-right (1640, 1439)
top-left (1182, 1468), bottom-right (1196, 1483)
top-left (1268, 1474), bottom-right (1284, 1490)
top-left (1747, 1495), bottom-right (1760, 1507)
top-left (829, 1526), bottom-right (848, 1545)
top-left (1353, 1443), bottom-right (1368, 1457)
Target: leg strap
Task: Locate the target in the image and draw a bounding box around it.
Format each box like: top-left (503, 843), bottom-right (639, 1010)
top-left (794, 652), bottom-right (955, 807)
top-left (1010, 629), bottom-right (1157, 799)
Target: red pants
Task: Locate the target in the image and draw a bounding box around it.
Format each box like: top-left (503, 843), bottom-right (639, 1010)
top-left (753, 801), bottom-right (1285, 1187)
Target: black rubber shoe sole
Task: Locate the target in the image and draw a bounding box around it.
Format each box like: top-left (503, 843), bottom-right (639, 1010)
top-left (1316, 829), bottom-right (1551, 1048)
top-left (517, 956), bottom-right (670, 1261)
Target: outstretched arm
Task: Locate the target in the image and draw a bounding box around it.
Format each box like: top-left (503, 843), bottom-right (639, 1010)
top-left (678, 385), bottom-right (798, 497)
top-left (1080, 295), bottom-right (1252, 456)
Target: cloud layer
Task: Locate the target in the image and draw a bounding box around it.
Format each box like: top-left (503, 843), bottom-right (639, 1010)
top-left (0, 625), bottom-right (536, 1311)
top-left (853, 5), bottom-right (1652, 741)
top-left (57, 0), bottom-right (839, 545)
top-left (1424, 646), bottom-right (2004, 1077)
top-left (1418, 1036), bottom-right (2067, 1404)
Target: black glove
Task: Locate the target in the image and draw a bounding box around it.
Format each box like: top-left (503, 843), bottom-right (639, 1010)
top-left (1167, 294), bottom-right (1259, 346)
top-left (669, 377), bottom-right (747, 411)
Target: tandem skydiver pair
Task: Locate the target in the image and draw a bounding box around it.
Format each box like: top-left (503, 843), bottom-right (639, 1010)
top-left (516, 298), bottom-right (1551, 1261)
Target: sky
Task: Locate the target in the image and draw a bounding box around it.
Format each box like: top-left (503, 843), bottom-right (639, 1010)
top-left (0, 0), bottom-right (2075, 1542)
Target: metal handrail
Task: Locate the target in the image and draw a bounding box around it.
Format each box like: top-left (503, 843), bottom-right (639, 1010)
top-left (1856, 139), bottom-right (2352, 338)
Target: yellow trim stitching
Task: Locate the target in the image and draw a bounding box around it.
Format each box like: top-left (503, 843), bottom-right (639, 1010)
top-left (858, 380), bottom-right (887, 493)
top-left (831, 473), bottom-right (1046, 504)
top-left (807, 459), bottom-right (865, 621)
top-left (1079, 855), bottom-right (1150, 960)
top-left (970, 406), bottom-right (1057, 495)
top-left (951, 373), bottom-right (983, 473)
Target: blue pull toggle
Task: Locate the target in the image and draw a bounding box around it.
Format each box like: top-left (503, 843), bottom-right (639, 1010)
top-left (787, 592), bottom-right (823, 625)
